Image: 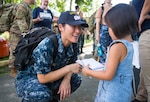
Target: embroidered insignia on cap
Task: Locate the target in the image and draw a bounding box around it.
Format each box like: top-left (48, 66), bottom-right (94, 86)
top-left (74, 15), bottom-right (80, 20)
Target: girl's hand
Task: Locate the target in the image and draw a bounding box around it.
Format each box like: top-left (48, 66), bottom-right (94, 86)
top-left (82, 64), bottom-right (91, 76)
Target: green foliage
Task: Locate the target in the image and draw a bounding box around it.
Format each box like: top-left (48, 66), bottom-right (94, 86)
top-left (14, 0), bottom-right (21, 3)
top-left (4, 0), bottom-right (12, 3)
top-left (29, 0), bottom-right (40, 10)
top-left (0, 32), bottom-right (9, 41)
top-left (0, 56), bottom-right (9, 61)
top-left (75, 0), bottom-right (93, 12)
top-left (85, 35), bottom-right (93, 44)
top-left (55, 0), bottom-right (66, 12)
top-left (75, 0), bottom-right (92, 6)
top-left (4, 0), bottom-right (21, 3)
top-left (2, 0), bottom-right (93, 17)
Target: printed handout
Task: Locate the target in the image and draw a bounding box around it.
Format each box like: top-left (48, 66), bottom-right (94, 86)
top-left (76, 58), bottom-right (104, 71)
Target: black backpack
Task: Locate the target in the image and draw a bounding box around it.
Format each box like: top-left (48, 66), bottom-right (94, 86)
top-left (13, 27), bottom-right (58, 71)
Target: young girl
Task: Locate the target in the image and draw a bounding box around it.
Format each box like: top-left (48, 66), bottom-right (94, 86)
top-left (82, 4), bottom-right (139, 102)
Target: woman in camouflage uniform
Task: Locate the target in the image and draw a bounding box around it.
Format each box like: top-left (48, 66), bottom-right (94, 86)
top-left (15, 11), bottom-right (88, 102)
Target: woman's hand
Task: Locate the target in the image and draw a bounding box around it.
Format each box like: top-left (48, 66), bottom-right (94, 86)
top-left (68, 63), bottom-right (82, 73)
top-left (57, 78), bottom-right (71, 100)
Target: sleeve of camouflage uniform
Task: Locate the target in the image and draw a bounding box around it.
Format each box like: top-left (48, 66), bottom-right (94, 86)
top-left (15, 4), bottom-right (31, 33)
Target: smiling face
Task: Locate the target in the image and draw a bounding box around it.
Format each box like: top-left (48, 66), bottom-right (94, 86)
top-left (58, 24), bottom-right (82, 46)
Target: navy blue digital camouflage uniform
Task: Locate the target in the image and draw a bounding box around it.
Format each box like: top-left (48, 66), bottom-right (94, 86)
top-left (15, 34), bottom-right (82, 102)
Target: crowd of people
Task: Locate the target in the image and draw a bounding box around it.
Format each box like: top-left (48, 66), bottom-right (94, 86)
top-left (6, 0), bottom-right (150, 101)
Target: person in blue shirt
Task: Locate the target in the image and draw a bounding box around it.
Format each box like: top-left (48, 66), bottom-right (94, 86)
top-left (32, 0), bottom-right (58, 29)
top-left (132, 0), bottom-right (150, 102)
top-left (82, 4), bottom-right (139, 102)
top-left (15, 11), bottom-right (88, 102)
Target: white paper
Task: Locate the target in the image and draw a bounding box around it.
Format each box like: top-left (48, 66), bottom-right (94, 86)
top-left (39, 12), bottom-right (52, 19)
top-left (76, 58), bottom-right (104, 71)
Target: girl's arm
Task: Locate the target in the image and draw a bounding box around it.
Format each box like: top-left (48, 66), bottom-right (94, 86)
top-left (82, 43), bottom-right (127, 80)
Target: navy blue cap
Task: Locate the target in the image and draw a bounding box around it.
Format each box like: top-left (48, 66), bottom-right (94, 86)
top-left (58, 11), bottom-right (88, 27)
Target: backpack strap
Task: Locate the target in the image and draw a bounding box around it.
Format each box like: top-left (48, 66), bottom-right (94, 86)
top-left (101, 5), bottom-right (104, 15)
top-left (132, 66), bottom-right (137, 97)
top-left (49, 35), bottom-right (77, 65)
top-left (99, 5), bottom-right (104, 24)
top-left (48, 34), bottom-right (58, 61)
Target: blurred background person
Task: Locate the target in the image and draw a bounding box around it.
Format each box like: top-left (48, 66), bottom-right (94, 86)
top-left (75, 5), bottom-right (87, 54)
top-left (9, 0), bottom-right (35, 78)
top-left (32, 0), bottom-right (58, 29)
top-left (95, 0), bottom-right (112, 63)
top-left (132, 0), bottom-right (150, 101)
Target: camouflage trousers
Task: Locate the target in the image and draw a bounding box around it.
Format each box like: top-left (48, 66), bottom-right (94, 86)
top-left (8, 32), bottom-right (20, 69)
